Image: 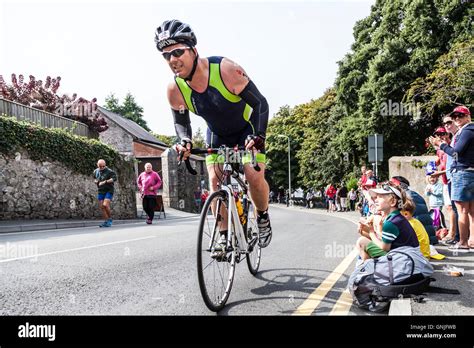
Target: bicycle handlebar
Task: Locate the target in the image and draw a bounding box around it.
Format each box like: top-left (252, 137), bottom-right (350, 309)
top-left (177, 146), bottom-right (261, 174)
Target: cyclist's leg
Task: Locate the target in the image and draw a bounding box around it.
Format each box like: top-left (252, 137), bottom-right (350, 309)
top-left (243, 161), bottom-right (269, 213)
top-left (237, 121), bottom-right (273, 247)
top-left (205, 129), bottom-right (229, 246)
top-left (244, 160), bottom-right (272, 247)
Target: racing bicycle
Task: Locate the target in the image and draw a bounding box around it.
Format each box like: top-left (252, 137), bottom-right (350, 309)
top-left (179, 146), bottom-right (262, 312)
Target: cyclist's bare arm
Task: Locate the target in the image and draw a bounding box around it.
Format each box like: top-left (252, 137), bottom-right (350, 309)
top-left (220, 58), bottom-right (269, 151)
top-left (167, 82), bottom-right (192, 158)
top-left (220, 58), bottom-right (250, 95)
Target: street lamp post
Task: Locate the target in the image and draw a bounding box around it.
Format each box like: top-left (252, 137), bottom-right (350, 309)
top-left (277, 134), bottom-right (291, 207)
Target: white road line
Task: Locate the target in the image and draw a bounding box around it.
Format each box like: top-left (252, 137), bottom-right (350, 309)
top-left (0, 236), bottom-right (156, 263)
top-left (0, 228), bottom-right (90, 237)
top-left (0, 223), bottom-right (145, 236)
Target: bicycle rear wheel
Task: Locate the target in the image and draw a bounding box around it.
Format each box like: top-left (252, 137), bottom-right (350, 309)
top-left (197, 190), bottom-right (236, 312)
top-left (246, 201), bottom-right (261, 275)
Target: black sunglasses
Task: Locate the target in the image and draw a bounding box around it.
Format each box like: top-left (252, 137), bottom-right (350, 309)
top-left (162, 47), bottom-right (191, 61)
top-left (451, 113), bottom-right (467, 119)
top-left (443, 121), bottom-right (453, 126)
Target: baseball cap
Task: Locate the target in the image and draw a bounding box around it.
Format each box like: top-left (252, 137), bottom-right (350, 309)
top-left (450, 105), bottom-right (470, 117)
top-left (429, 245), bottom-right (446, 260)
top-left (426, 160), bottom-right (437, 176)
top-left (433, 127), bottom-right (447, 134)
top-left (390, 176), bottom-right (410, 187)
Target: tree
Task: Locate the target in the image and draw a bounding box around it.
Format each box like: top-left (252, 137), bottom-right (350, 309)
top-left (266, 105), bottom-right (307, 191)
top-left (266, 0), bottom-right (472, 185)
top-left (104, 94), bottom-right (121, 113)
top-left (150, 132), bottom-right (177, 147)
top-left (193, 127), bottom-right (206, 148)
top-left (104, 92), bottom-right (150, 131)
top-left (0, 73), bottom-right (108, 133)
top-left (404, 38), bottom-right (473, 116)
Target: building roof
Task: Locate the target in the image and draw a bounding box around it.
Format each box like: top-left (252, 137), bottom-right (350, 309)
top-left (98, 106), bottom-right (168, 147)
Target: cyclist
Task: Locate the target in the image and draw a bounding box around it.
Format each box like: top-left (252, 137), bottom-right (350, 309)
top-left (155, 19), bottom-right (272, 248)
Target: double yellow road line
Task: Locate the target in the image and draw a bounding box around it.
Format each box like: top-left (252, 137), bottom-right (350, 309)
top-left (286, 210), bottom-right (360, 316)
top-left (293, 248), bottom-right (357, 315)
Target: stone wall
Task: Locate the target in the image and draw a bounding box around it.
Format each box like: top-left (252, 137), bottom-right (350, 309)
top-left (388, 155), bottom-right (438, 206)
top-left (0, 151), bottom-right (137, 220)
top-left (161, 148), bottom-right (208, 213)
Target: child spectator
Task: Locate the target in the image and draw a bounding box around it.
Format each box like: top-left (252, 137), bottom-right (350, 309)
top-left (356, 183), bottom-right (419, 260)
top-left (401, 198), bottom-right (431, 259)
top-left (425, 175), bottom-right (444, 211)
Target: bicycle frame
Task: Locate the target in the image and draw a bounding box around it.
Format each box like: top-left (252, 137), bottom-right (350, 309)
top-left (220, 167), bottom-right (249, 254)
top-left (181, 145), bottom-right (260, 256)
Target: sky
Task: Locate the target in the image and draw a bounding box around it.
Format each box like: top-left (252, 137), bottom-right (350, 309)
top-left (0, 0), bottom-right (374, 136)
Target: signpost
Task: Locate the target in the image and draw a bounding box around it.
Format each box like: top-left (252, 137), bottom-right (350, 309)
top-left (368, 134), bottom-right (383, 178)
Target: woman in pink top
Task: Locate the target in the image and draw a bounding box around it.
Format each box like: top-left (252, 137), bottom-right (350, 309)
top-left (137, 163), bottom-right (162, 224)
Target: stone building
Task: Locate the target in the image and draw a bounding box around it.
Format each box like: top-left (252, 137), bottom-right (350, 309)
top-left (98, 107), bottom-right (169, 175)
top-left (98, 107), bottom-right (208, 213)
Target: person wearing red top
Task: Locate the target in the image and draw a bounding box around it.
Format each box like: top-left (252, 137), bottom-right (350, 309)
top-left (201, 189), bottom-right (209, 207)
top-left (432, 127), bottom-right (450, 186)
top-left (431, 127), bottom-right (452, 235)
top-left (325, 184), bottom-right (337, 212)
top-left (357, 165), bottom-right (367, 188)
top-left (432, 116), bottom-right (459, 244)
top-left (137, 163), bottom-right (162, 224)
top-left (361, 169), bottom-right (377, 191)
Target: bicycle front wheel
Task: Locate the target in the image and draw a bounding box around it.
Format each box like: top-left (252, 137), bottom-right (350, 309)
top-left (245, 201), bottom-right (261, 275)
top-left (197, 190), bottom-right (236, 312)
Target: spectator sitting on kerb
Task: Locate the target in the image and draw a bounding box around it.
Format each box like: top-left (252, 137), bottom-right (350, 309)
top-left (390, 176), bottom-right (437, 245)
top-left (401, 198), bottom-right (431, 260)
top-left (356, 182), bottom-right (419, 260)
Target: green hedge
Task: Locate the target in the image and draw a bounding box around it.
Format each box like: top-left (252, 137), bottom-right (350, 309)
top-left (346, 178), bottom-right (359, 191)
top-left (0, 115), bottom-right (120, 176)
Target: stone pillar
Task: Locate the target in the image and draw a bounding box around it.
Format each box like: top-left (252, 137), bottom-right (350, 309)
top-left (161, 148), bottom-right (178, 210)
top-left (161, 148), bottom-right (208, 213)
top-left (389, 155), bottom-right (438, 204)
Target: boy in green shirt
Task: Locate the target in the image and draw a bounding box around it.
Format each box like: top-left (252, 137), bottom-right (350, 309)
top-left (357, 183), bottom-right (419, 260)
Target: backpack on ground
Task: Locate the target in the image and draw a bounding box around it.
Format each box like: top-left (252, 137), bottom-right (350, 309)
top-left (348, 246), bottom-right (434, 312)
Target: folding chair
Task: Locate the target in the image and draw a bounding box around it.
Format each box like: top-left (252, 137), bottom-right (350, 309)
top-left (154, 195), bottom-right (166, 219)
